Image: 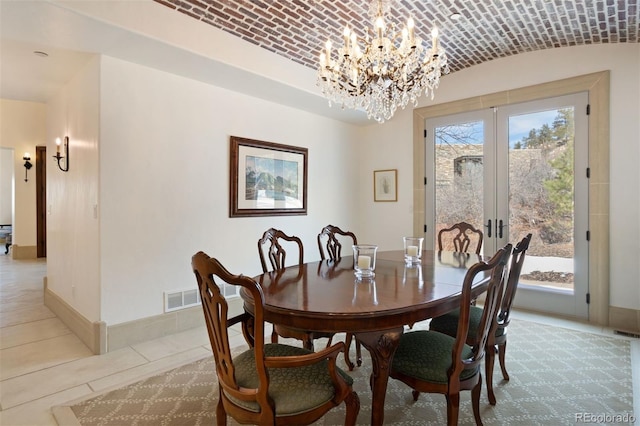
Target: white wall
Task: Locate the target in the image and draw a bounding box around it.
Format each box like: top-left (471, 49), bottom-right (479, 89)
top-left (358, 43), bottom-right (640, 311)
top-left (41, 43), bottom-right (640, 328)
top-left (0, 147), bottom-right (13, 224)
top-left (355, 109), bottom-right (415, 249)
top-left (0, 99), bottom-right (46, 248)
top-left (99, 56), bottom-right (360, 325)
top-left (46, 57), bottom-right (101, 322)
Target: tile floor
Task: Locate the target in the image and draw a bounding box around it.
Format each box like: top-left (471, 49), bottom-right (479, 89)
top-left (1, 255), bottom-right (638, 425)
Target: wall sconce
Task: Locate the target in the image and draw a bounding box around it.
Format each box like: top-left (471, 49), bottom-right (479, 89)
top-left (53, 136), bottom-right (69, 172)
top-left (23, 153), bottom-right (32, 182)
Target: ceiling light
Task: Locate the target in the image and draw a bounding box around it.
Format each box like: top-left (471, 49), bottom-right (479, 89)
top-left (317, 0), bottom-right (449, 123)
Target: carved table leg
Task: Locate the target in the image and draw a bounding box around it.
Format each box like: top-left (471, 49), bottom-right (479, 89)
top-left (355, 327), bottom-right (404, 426)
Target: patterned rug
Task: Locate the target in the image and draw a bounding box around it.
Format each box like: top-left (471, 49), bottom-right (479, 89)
top-left (54, 320), bottom-right (633, 425)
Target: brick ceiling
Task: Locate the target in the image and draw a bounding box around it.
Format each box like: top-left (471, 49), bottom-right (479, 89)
top-left (153, 0), bottom-right (638, 74)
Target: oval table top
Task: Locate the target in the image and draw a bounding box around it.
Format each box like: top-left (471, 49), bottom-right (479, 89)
top-left (245, 250), bottom-right (488, 333)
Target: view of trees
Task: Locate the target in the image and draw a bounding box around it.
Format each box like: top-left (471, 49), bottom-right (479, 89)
top-left (513, 108), bottom-right (574, 247)
top-left (435, 108), bottom-right (575, 259)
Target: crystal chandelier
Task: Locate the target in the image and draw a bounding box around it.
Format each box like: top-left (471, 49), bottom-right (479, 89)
top-left (317, 0), bottom-right (449, 123)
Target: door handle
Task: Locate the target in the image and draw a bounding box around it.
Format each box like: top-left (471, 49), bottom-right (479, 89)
top-left (485, 219), bottom-right (492, 238)
top-left (498, 219), bottom-right (504, 239)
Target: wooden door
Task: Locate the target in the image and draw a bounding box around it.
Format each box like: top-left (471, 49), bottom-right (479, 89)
top-left (36, 146), bottom-right (46, 258)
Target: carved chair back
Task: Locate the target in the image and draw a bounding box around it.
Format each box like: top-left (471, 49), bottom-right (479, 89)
top-left (258, 227), bottom-right (304, 273)
top-left (317, 225), bottom-right (358, 261)
top-left (437, 221), bottom-right (484, 254)
top-left (498, 233), bottom-right (532, 328)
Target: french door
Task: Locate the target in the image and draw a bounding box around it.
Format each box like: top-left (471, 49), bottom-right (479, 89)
top-left (425, 93), bottom-right (589, 319)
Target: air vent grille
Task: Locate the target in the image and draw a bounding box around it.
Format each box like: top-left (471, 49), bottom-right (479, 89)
top-left (164, 288), bottom-right (201, 312)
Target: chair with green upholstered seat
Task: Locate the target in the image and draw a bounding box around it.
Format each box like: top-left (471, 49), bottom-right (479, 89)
top-left (317, 224), bottom-right (362, 371)
top-left (258, 227), bottom-right (336, 351)
top-left (429, 233), bottom-right (532, 405)
top-left (389, 244), bottom-right (511, 426)
top-left (191, 251), bottom-right (359, 426)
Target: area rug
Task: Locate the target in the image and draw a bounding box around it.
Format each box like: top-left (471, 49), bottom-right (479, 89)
top-left (54, 320), bottom-right (633, 425)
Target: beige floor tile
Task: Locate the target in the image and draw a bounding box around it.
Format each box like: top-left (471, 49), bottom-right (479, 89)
top-left (0, 317), bottom-right (71, 350)
top-left (0, 304), bottom-right (56, 328)
top-left (1, 333), bottom-right (92, 380)
top-left (0, 290), bottom-right (44, 313)
top-left (0, 347), bottom-right (147, 409)
top-left (130, 326), bottom-right (210, 361)
top-left (511, 310), bottom-right (628, 338)
top-left (0, 385), bottom-right (91, 426)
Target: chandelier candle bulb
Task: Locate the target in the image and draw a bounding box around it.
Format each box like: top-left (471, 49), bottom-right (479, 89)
top-left (56, 137), bottom-right (61, 153)
top-left (432, 27), bottom-right (439, 50)
top-left (344, 26), bottom-right (350, 52)
top-left (408, 17), bottom-right (415, 46)
top-left (376, 16), bottom-right (384, 45)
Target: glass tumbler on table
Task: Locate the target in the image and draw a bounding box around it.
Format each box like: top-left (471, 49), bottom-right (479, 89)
top-left (353, 244), bottom-right (378, 279)
top-left (403, 237), bottom-right (424, 264)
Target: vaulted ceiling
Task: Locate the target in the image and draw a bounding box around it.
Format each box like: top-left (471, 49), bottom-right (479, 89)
top-left (1, 0), bottom-right (638, 125)
top-left (154, 0), bottom-right (638, 73)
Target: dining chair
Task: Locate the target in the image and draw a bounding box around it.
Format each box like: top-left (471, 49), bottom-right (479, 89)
top-left (389, 244), bottom-right (512, 426)
top-left (317, 224), bottom-right (362, 371)
top-left (258, 227), bottom-right (304, 273)
top-left (317, 224), bottom-right (358, 261)
top-left (429, 233), bottom-right (532, 405)
top-left (438, 221), bottom-right (484, 254)
top-left (191, 251), bottom-right (360, 426)
top-left (258, 227), bottom-right (335, 351)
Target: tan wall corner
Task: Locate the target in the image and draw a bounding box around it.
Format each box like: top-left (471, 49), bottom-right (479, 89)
top-left (11, 244), bottom-right (37, 259)
top-left (107, 306), bottom-right (205, 352)
top-left (609, 306), bottom-right (640, 334)
top-left (44, 283), bottom-right (106, 354)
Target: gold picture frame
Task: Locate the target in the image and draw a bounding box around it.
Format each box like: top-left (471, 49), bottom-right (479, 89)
top-left (374, 169), bottom-right (397, 202)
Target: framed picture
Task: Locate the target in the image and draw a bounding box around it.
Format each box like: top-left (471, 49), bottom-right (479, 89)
top-left (230, 136), bottom-right (308, 217)
top-left (374, 169), bottom-right (397, 202)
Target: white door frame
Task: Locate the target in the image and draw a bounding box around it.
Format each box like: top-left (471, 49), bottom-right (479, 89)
top-left (412, 71), bottom-right (610, 325)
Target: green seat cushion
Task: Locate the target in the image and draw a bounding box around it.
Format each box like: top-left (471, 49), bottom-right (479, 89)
top-left (391, 331), bottom-right (477, 384)
top-left (429, 306), bottom-right (505, 339)
top-left (228, 343), bottom-right (353, 415)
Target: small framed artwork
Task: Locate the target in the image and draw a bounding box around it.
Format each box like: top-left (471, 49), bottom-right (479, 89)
top-left (230, 136), bottom-right (308, 217)
top-left (374, 169), bottom-right (398, 202)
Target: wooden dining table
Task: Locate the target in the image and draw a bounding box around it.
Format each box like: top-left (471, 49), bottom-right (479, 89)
top-left (242, 249), bottom-right (490, 425)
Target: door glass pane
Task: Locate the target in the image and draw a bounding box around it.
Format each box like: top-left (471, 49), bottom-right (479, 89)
top-left (434, 121), bottom-right (485, 253)
top-left (508, 108), bottom-right (575, 292)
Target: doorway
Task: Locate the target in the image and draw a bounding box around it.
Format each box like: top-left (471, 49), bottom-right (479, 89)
top-left (424, 92), bottom-right (589, 319)
top-left (36, 146), bottom-right (47, 257)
